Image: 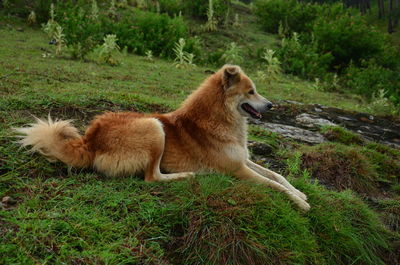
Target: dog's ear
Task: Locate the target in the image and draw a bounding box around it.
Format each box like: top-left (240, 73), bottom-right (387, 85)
top-left (222, 64), bottom-right (241, 90)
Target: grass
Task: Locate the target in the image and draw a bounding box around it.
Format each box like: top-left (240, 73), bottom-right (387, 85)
top-left (0, 13), bottom-right (399, 265)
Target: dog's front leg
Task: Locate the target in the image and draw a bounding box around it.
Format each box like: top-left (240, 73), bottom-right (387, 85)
top-left (233, 165), bottom-right (310, 211)
top-left (246, 160), bottom-right (307, 201)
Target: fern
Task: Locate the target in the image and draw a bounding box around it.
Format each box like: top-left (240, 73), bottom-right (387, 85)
top-left (3, 0), bottom-right (10, 9)
top-left (233, 13), bottom-right (241, 28)
top-left (54, 25), bottom-right (66, 57)
top-left (173, 38), bottom-right (195, 68)
top-left (203, 0), bottom-right (218, 32)
top-left (91, 0), bottom-right (99, 20)
top-left (145, 50), bottom-right (154, 61)
top-left (97, 34), bottom-right (121, 66)
top-left (221, 42), bottom-right (243, 65)
top-left (27, 11), bottom-right (37, 26)
top-left (108, 0), bottom-right (117, 18)
top-left (42, 3), bottom-right (58, 39)
top-left (261, 49), bottom-right (281, 83)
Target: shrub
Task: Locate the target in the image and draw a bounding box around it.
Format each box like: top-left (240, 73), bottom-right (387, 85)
top-left (102, 10), bottom-right (189, 58)
top-left (276, 33), bottom-right (333, 79)
top-left (344, 60), bottom-right (400, 105)
top-left (157, 0), bottom-right (183, 16)
top-left (95, 34), bottom-right (121, 66)
top-left (1, 0), bottom-right (52, 23)
top-left (311, 4), bottom-right (388, 70)
top-left (184, 0), bottom-right (231, 21)
top-left (56, 4), bottom-right (103, 59)
top-left (254, 0), bottom-right (320, 34)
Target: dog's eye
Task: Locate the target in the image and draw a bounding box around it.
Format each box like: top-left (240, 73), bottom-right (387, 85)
top-left (248, 90), bottom-right (255, 95)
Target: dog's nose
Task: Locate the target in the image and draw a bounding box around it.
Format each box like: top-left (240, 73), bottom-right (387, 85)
top-left (266, 102), bottom-right (273, 110)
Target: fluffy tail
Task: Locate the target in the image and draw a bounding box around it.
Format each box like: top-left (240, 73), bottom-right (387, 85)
top-left (15, 115), bottom-right (93, 168)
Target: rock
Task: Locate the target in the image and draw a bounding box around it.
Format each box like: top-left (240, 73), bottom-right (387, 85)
top-left (283, 100), bottom-right (304, 105)
top-left (248, 141), bottom-right (274, 156)
top-left (260, 102), bottom-right (400, 148)
top-left (2, 196), bottom-right (17, 206)
top-left (338, 115), bottom-right (356, 121)
top-left (259, 123), bottom-right (326, 144)
top-left (295, 113), bottom-right (337, 128)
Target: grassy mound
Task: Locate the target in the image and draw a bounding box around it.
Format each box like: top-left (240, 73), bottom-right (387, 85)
top-left (0, 14), bottom-right (399, 265)
top-left (299, 142), bottom-right (399, 196)
top-left (0, 172), bottom-right (394, 264)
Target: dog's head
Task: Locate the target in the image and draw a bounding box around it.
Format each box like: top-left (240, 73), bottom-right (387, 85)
top-left (217, 64), bottom-right (272, 120)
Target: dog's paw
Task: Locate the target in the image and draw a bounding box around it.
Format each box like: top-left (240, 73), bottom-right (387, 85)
top-left (296, 190), bottom-right (308, 201)
top-left (287, 192), bottom-right (311, 212)
top-left (298, 200), bottom-right (311, 212)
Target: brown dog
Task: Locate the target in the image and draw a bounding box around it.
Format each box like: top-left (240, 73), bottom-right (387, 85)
top-left (16, 65), bottom-right (310, 211)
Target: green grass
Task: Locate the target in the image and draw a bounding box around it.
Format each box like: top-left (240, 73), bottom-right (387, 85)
top-left (1, 14), bottom-right (399, 265)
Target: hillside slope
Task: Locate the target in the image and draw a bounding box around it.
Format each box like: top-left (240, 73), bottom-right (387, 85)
top-left (0, 14), bottom-right (399, 265)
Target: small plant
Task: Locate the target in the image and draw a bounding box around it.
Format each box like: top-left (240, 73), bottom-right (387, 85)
top-left (221, 42), bottom-right (243, 65)
top-left (173, 38), bottom-right (196, 68)
top-left (223, 6), bottom-right (231, 27)
top-left (312, 78), bottom-right (321, 91)
top-left (54, 25), bottom-right (66, 57)
top-left (27, 11), bottom-right (37, 26)
top-left (97, 34), bottom-right (121, 66)
top-left (91, 0), bottom-right (99, 20)
top-left (155, 1), bottom-right (160, 13)
top-left (233, 13), bottom-right (241, 28)
top-left (278, 20), bottom-right (289, 38)
top-left (367, 89), bottom-right (399, 115)
top-left (145, 50), bottom-right (154, 61)
top-left (260, 49), bottom-right (281, 84)
top-left (117, 0), bottom-right (129, 8)
top-left (203, 0), bottom-right (218, 32)
top-left (108, 0), bottom-right (117, 19)
top-left (42, 3), bottom-right (59, 39)
top-left (3, 0), bottom-right (10, 9)
top-left (136, 0), bottom-right (147, 9)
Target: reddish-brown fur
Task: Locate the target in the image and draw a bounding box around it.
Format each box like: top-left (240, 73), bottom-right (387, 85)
top-left (16, 65), bottom-right (311, 211)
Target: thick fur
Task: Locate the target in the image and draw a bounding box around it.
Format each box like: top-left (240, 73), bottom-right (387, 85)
top-left (16, 65), bottom-right (310, 211)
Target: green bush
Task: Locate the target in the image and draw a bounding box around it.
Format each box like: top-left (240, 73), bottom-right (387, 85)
top-left (1, 0), bottom-right (52, 23)
top-left (52, 3), bottom-right (192, 60)
top-left (55, 4), bottom-right (103, 59)
top-left (157, 0), bottom-right (183, 15)
top-left (254, 0), bottom-right (320, 34)
top-left (184, 0), bottom-right (231, 21)
top-left (102, 9), bottom-right (189, 58)
top-left (311, 5), bottom-right (388, 71)
top-left (344, 60), bottom-right (400, 104)
top-left (276, 33), bottom-right (333, 79)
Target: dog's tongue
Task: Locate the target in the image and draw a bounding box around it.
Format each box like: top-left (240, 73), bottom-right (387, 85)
top-left (244, 104), bottom-right (262, 118)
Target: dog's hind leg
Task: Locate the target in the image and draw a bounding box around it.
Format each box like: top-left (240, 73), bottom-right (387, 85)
top-left (144, 127), bottom-right (194, 183)
top-left (234, 165), bottom-right (310, 211)
top-left (246, 160), bottom-right (307, 201)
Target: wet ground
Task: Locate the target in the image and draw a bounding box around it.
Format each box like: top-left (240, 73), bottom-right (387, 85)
top-left (253, 101), bottom-right (400, 148)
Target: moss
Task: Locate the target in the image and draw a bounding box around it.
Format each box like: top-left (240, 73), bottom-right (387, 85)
top-left (377, 199), bottom-right (400, 232)
top-left (321, 125), bottom-right (364, 145)
top-left (300, 143), bottom-right (379, 195)
top-left (248, 125), bottom-right (282, 151)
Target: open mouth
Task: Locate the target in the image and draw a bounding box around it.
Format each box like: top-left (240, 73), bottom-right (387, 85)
top-left (241, 103), bottom-right (262, 119)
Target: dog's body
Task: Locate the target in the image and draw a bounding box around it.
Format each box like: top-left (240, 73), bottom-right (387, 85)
top-left (16, 65), bottom-right (310, 211)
